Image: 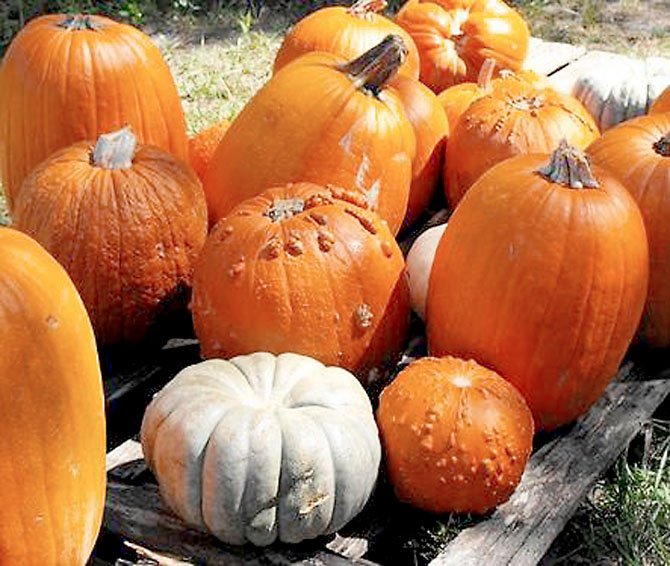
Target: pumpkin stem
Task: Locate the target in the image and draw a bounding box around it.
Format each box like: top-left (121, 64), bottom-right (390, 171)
top-left (537, 140), bottom-right (599, 189)
top-left (58, 14), bottom-right (100, 30)
top-left (348, 0), bottom-right (387, 17)
top-left (653, 132), bottom-right (670, 157)
top-left (92, 126), bottom-right (137, 170)
top-left (265, 198), bottom-right (305, 222)
top-left (340, 35), bottom-right (407, 97)
top-left (477, 58), bottom-right (497, 90)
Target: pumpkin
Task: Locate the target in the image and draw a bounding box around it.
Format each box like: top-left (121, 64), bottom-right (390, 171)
top-left (141, 352), bottom-right (381, 546)
top-left (588, 113), bottom-right (670, 348)
top-left (192, 183), bottom-right (410, 382)
top-left (445, 79), bottom-right (599, 208)
top-left (203, 35), bottom-right (416, 235)
top-left (377, 356), bottom-right (533, 514)
top-left (189, 120), bottom-right (231, 182)
top-left (395, 0), bottom-right (530, 93)
top-left (0, 13), bottom-right (188, 209)
top-left (273, 0), bottom-right (420, 79)
top-left (651, 85), bottom-right (670, 114)
top-left (406, 222), bottom-right (448, 319)
top-left (427, 142), bottom-right (649, 430)
top-left (0, 227), bottom-right (105, 563)
top-left (13, 127), bottom-right (207, 345)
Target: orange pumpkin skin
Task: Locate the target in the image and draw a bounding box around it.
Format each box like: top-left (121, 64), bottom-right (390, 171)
top-left (377, 356), bottom-right (533, 514)
top-left (650, 86), bottom-right (670, 114)
top-left (192, 183), bottom-right (410, 381)
top-left (189, 120), bottom-right (231, 183)
top-left (427, 147), bottom-right (648, 431)
top-left (445, 81), bottom-right (599, 208)
top-left (13, 130), bottom-right (207, 345)
top-left (274, 0), bottom-right (420, 79)
top-left (588, 114), bottom-right (670, 348)
top-left (204, 39), bottom-right (416, 235)
top-left (0, 227), bottom-right (105, 564)
top-left (395, 0), bottom-right (530, 93)
top-left (0, 14), bottom-right (189, 209)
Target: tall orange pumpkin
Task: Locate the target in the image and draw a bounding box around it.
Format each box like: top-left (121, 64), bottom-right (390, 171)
top-left (0, 13), bottom-right (188, 209)
top-left (427, 142), bottom-right (649, 430)
top-left (588, 114), bottom-right (670, 348)
top-left (0, 227), bottom-right (105, 563)
top-left (650, 86), bottom-right (670, 114)
top-left (13, 127), bottom-right (207, 345)
top-left (203, 35), bottom-right (416, 235)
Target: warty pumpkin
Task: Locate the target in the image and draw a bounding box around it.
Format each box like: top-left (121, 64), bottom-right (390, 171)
top-left (651, 85), bottom-right (670, 114)
top-left (377, 356), bottom-right (534, 514)
top-left (427, 142), bottom-right (649, 430)
top-left (203, 35), bottom-right (416, 235)
top-left (141, 352), bottom-right (381, 546)
top-left (0, 227), bottom-right (106, 563)
top-left (0, 13), bottom-right (188, 209)
top-left (588, 113), bottom-right (670, 348)
top-left (192, 182), bottom-right (410, 383)
top-left (189, 120), bottom-right (231, 183)
top-left (13, 127), bottom-right (208, 345)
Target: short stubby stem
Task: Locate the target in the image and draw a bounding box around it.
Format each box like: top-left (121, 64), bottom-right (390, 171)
top-left (653, 132), bottom-right (670, 157)
top-left (537, 140), bottom-right (599, 189)
top-left (58, 14), bottom-right (100, 31)
top-left (477, 58), bottom-right (497, 90)
top-left (92, 126), bottom-right (137, 170)
top-left (347, 0), bottom-right (387, 17)
top-left (265, 198), bottom-right (305, 222)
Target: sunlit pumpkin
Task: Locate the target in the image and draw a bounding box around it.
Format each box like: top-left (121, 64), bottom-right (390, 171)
top-left (651, 85), bottom-right (670, 114)
top-left (189, 120), bottom-right (231, 183)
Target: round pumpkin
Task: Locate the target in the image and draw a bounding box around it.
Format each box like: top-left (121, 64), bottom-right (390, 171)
top-left (141, 352), bottom-right (381, 546)
top-left (189, 120), bottom-right (231, 183)
top-left (377, 356), bottom-right (533, 514)
top-left (192, 182), bottom-right (410, 382)
top-left (406, 222), bottom-right (448, 319)
top-left (395, 0), bottom-right (530, 93)
top-left (588, 113), bottom-right (670, 348)
top-left (0, 227), bottom-right (106, 563)
top-left (13, 127), bottom-right (207, 345)
top-left (0, 13), bottom-right (188, 209)
top-left (203, 35), bottom-right (416, 235)
top-left (427, 142), bottom-right (649, 430)
top-left (651, 85), bottom-right (670, 114)
top-left (273, 0), bottom-right (420, 79)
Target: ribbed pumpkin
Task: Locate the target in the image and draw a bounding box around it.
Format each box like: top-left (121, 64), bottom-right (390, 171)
top-left (395, 0), bottom-right (530, 93)
top-left (273, 0), bottom-right (420, 79)
top-left (445, 79), bottom-right (599, 208)
top-left (588, 113), bottom-right (670, 348)
top-left (13, 127), bottom-right (207, 345)
top-left (651, 85), bottom-right (670, 114)
top-left (192, 183), bottom-right (410, 382)
top-left (203, 36), bottom-right (416, 235)
top-left (189, 120), bottom-right (231, 183)
top-left (0, 13), bottom-right (188, 209)
top-left (0, 227), bottom-right (106, 563)
top-left (377, 356), bottom-right (533, 514)
top-left (427, 142), bottom-right (649, 430)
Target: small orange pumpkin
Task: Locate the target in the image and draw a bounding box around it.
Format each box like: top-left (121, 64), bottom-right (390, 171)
top-left (189, 120), bottom-right (231, 182)
top-left (650, 85), bottom-right (670, 114)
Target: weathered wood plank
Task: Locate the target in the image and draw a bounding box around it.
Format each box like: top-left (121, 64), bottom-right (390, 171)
top-left (430, 378), bottom-right (670, 566)
top-left (523, 37), bottom-right (587, 77)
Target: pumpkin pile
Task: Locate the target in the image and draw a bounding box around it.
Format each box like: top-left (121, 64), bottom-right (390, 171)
top-left (0, 0), bottom-right (668, 558)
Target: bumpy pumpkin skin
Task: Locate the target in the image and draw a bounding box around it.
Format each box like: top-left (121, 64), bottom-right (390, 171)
top-left (377, 356), bottom-right (533, 514)
top-left (588, 114), bottom-right (670, 348)
top-left (192, 183), bottom-right (410, 382)
top-left (189, 120), bottom-right (231, 182)
top-left (13, 130), bottom-right (208, 345)
top-left (427, 147), bottom-right (648, 431)
top-left (651, 86), bottom-right (670, 114)
top-left (0, 228), bottom-right (106, 564)
top-left (141, 352), bottom-right (381, 546)
top-left (0, 14), bottom-right (188, 209)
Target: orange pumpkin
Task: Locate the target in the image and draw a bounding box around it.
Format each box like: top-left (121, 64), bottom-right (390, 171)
top-left (13, 127), bottom-right (207, 345)
top-left (377, 356), bottom-right (533, 514)
top-left (274, 0), bottom-right (420, 79)
top-left (204, 36), bottom-right (416, 235)
top-left (445, 79), bottom-right (599, 208)
top-left (0, 227), bottom-right (105, 563)
top-left (192, 183), bottom-right (410, 382)
top-left (395, 0), bottom-right (530, 93)
top-left (189, 120), bottom-right (231, 182)
top-left (427, 142), bottom-right (649, 431)
top-left (588, 114), bottom-right (670, 348)
top-left (0, 13), bottom-right (189, 209)
top-left (650, 86), bottom-right (670, 114)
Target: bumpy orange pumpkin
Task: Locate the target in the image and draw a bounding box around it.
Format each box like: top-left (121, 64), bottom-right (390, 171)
top-left (189, 120), bottom-right (231, 183)
top-left (428, 142), bottom-right (648, 430)
top-left (0, 14), bottom-right (188, 209)
top-left (377, 356), bottom-right (533, 514)
top-left (588, 113), bottom-right (670, 348)
top-left (13, 127), bottom-right (207, 345)
top-left (445, 79), bottom-right (599, 208)
top-left (395, 0), bottom-right (530, 93)
top-left (274, 0), bottom-right (420, 79)
top-left (650, 86), bottom-right (670, 114)
top-left (204, 36), bottom-right (416, 235)
top-left (0, 227), bottom-right (106, 563)
top-left (192, 183), bottom-right (410, 382)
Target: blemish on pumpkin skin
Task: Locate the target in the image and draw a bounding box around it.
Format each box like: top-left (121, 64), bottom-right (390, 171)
top-left (380, 241), bottom-right (394, 258)
top-left (46, 315), bottom-right (59, 329)
top-left (317, 228), bottom-right (336, 252)
top-left (354, 303), bottom-right (374, 329)
top-left (345, 208), bottom-right (377, 234)
top-left (285, 232), bottom-right (304, 256)
top-left (261, 237), bottom-right (282, 260)
top-left (228, 261), bottom-right (245, 278)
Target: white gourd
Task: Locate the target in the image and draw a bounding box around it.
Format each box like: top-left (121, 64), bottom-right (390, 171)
top-left (140, 352), bottom-right (381, 547)
top-left (406, 222), bottom-right (448, 320)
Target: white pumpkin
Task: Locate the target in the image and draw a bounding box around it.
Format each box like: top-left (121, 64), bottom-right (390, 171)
top-left (140, 352), bottom-right (381, 547)
top-left (406, 222), bottom-right (447, 320)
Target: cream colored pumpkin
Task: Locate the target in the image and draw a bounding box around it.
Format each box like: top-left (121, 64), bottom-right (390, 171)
top-left (406, 222), bottom-right (447, 320)
top-left (140, 352), bottom-right (381, 546)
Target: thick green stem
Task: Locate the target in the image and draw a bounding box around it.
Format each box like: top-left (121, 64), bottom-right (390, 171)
top-left (653, 132), bottom-right (670, 157)
top-left (347, 0), bottom-right (387, 16)
top-left (537, 140), bottom-right (599, 189)
top-left (58, 14), bottom-right (99, 31)
top-left (92, 126), bottom-right (137, 170)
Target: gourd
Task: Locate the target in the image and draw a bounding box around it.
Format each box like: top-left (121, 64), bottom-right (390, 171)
top-left (189, 120), bottom-right (231, 182)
